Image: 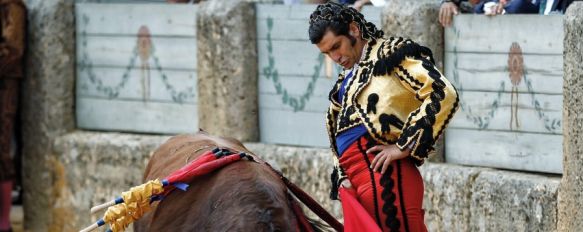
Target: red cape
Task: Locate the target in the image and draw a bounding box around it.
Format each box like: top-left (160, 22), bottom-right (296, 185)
top-left (340, 187), bottom-right (382, 232)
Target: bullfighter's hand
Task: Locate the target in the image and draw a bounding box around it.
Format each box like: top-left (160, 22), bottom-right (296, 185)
top-left (339, 179), bottom-right (355, 200)
top-left (341, 179), bottom-right (353, 189)
top-left (367, 144), bottom-right (410, 174)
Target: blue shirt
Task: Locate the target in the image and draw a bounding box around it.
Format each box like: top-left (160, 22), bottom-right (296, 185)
top-left (335, 70), bottom-right (368, 156)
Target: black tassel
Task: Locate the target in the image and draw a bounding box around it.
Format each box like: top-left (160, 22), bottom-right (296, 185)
top-left (330, 167), bottom-right (339, 200)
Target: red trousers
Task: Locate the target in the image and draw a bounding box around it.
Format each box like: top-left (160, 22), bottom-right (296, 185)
top-left (339, 136), bottom-right (427, 232)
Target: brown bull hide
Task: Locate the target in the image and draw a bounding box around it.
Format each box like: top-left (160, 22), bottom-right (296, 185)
top-left (134, 132), bottom-right (300, 232)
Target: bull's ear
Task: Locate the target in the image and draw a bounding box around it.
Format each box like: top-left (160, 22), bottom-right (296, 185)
top-left (199, 128), bottom-right (206, 132)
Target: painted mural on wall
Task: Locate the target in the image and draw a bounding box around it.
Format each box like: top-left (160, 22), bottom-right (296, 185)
top-left (78, 15), bottom-right (195, 103)
top-left (450, 27), bottom-right (561, 133)
top-left (261, 17), bottom-right (340, 112)
top-left (256, 4), bottom-right (385, 147)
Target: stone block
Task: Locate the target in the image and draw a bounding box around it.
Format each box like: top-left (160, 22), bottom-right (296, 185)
top-left (470, 170), bottom-right (559, 232)
top-left (51, 132), bottom-right (168, 231)
top-left (40, 134), bottom-right (564, 231)
top-left (420, 163), bottom-right (481, 231)
top-left (197, 0), bottom-right (259, 142)
top-left (559, 2), bottom-right (583, 231)
top-left (381, 0), bottom-right (443, 69)
top-left (421, 163), bottom-right (560, 232)
top-left (20, 0), bottom-right (77, 230)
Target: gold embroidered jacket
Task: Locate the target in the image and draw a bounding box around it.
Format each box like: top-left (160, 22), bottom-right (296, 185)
top-left (326, 37), bottom-right (459, 167)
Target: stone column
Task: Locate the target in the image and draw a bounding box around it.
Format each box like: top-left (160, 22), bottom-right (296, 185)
top-left (21, 0), bottom-right (76, 231)
top-left (381, 0), bottom-right (446, 162)
top-left (197, 0), bottom-right (259, 142)
top-left (382, 0), bottom-right (443, 68)
top-left (559, 2), bottom-right (583, 231)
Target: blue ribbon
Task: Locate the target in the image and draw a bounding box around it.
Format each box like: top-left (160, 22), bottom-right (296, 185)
top-left (173, 182), bottom-right (189, 191)
top-left (150, 195), bottom-right (165, 203)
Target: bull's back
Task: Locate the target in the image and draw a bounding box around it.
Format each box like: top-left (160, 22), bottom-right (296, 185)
top-left (135, 133), bottom-right (297, 231)
top-left (142, 133), bottom-right (249, 181)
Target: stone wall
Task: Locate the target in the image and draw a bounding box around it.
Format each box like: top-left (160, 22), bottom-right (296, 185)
top-left (248, 146), bottom-right (561, 232)
top-left (40, 134), bottom-right (341, 231)
top-left (559, 2), bottom-right (583, 231)
top-left (52, 132), bottom-right (168, 231)
top-left (382, 0), bottom-right (443, 69)
top-left (21, 0), bottom-right (76, 231)
top-left (196, 0), bottom-right (259, 142)
top-left (423, 164), bottom-right (559, 232)
top-left (41, 135), bottom-right (561, 231)
top-left (245, 144), bottom-right (557, 232)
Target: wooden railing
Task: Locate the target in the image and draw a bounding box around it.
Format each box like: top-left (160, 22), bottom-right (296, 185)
top-left (75, 3), bottom-right (198, 134)
top-left (444, 15), bottom-right (563, 174)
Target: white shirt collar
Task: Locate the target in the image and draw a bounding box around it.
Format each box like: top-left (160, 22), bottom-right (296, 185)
top-left (348, 40), bottom-right (369, 75)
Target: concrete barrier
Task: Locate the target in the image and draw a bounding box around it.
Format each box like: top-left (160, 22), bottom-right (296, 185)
top-left (559, 2), bottom-right (583, 231)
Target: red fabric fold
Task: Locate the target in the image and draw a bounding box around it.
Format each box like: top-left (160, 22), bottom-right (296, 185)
top-left (340, 187), bottom-right (382, 232)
